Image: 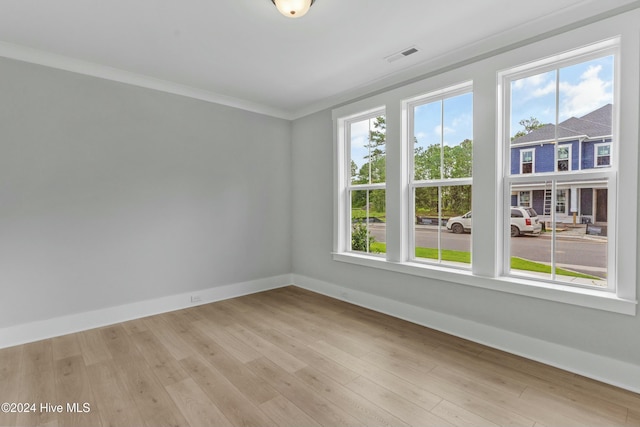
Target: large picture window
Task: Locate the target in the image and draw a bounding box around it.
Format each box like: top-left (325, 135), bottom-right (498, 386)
top-left (409, 84), bottom-right (473, 267)
top-left (334, 30), bottom-right (636, 314)
top-left (503, 43), bottom-right (616, 289)
top-left (346, 112), bottom-right (386, 255)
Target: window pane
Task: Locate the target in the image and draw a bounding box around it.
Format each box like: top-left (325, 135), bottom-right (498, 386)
top-left (414, 101), bottom-right (443, 180)
top-left (596, 144), bottom-right (611, 167)
top-left (558, 56), bottom-right (614, 122)
top-left (508, 54), bottom-right (614, 289)
top-left (415, 185), bottom-right (471, 266)
top-left (350, 189), bottom-right (386, 254)
top-left (520, 150), bottom-right (534, 174)
top-left (556, 181), bottom-right (608, 287)
top-left (558, 147), bottom-right (569, 159)
top-left (415, 187), bottom-right (440, 260)
top-left (510, 69), bottom-right (557, 152)
top-left (509, 181), bottom-right (608, 287)
top-left (509, 182), bottom-right (551, 281)
top-left (441, 185), bottom-right (472, 265)
top-left (412, 88), bottom-right (473, 268)
top-left (413, 93), bottom-right (473, 180)
top-left (556, 190), bottom-right (567, 213)
top-left (443, 93), bottom-right (473, 179)
top-left (350, 116), bottom-right (386, 184)
top-left (557, 145), bottom-right (570, 171)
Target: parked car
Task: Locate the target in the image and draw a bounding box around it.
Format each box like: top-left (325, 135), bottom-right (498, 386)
top-left (509, 206), bottom-right (542, 236)
top-left (446, 211), bottom-right (472, 234)
top-left (446, 206), bottom-right (542, 237)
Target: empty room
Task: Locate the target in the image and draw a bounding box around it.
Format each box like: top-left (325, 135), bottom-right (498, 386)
top-left (1, 1), bottom-right (640, 426)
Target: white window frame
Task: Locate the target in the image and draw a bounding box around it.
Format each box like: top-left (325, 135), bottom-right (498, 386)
top-left (594, 142), bottom-right (612, 167)
top-left (556, 189), bottom-right (568, 214)
top-left (557, 144), bottom-right (572, 172)
top-left (333, 27), bottom-right (637, 315)
top-left (407, 82), bottom-right (473, 268)
top-left (501, 39), bottom-right (621, 292)
top-left (520, 149), bottom-right (535, 174)
top-left (336, 107), bottom-right (387, 256)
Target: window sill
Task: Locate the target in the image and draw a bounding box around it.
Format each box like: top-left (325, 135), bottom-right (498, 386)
top-left (332, 252), bottom-right (637, 315)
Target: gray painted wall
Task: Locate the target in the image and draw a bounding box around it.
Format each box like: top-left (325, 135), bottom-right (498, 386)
top-left (291, 105), bottom-right (640, 367)
top-left (0, 57), bottom-right (292, 328)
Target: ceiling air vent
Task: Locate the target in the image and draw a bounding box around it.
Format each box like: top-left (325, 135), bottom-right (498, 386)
top-left (385, 46), bottom-right (420, 63)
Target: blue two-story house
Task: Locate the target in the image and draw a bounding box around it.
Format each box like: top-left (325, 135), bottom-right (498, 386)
top-left (510, 104), bottom-right (612, 225)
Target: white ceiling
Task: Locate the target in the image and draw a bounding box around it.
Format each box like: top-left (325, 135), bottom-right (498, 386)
top-left (0, 0), bottom-right (638, 119)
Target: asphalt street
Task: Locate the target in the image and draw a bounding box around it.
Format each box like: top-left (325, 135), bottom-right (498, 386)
top-left (368, 225), bottom-right (607, 278)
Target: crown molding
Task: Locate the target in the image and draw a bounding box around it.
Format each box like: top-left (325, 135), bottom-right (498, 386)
top-left (1, 1), bottom-right (638, 122)
top-left (0, 41), bottom-right (294, 120)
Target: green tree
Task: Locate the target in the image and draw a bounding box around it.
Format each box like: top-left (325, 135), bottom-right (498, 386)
top-left (445, 139), bottom-right (473, 179)
top-left (369, 189), bottom-right (386, 214)
top-left (414, 139), bottom-right (473, 216)
top-left (414, 144), bottom-right (442, 180)
top-left (352, 116), bottom-right (387, 218)
top-left (354, 116), bottom-right (386, 185)
top-left (512, 116), bottom-right (544, 140)
top-left (367, 116), bottom-right (386, 156)
top-left (414, 139), bottom-right (472, 181)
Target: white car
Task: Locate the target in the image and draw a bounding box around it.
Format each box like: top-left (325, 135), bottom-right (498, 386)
top-left (446, 206), bottom-right (542, 237)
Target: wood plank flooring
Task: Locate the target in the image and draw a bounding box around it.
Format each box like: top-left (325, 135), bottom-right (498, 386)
top-left (1, 286), bottom-right (639, 427)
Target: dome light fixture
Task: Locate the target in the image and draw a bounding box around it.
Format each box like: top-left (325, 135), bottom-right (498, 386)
top-left (271, 0), bottom-right (316, 18)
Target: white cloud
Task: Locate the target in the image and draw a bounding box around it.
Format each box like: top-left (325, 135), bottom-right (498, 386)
top-left (559, 65), bottom-right (613, 119)
top-left (532, 81), bottom-right (556, 98)
top-left (349, 120), bottom-right (370, 149)
top-left (513, 72), bottom-right (550, 91)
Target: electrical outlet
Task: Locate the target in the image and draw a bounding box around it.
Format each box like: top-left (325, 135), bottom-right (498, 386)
top-left (190, 295), bottom-right (202, 303)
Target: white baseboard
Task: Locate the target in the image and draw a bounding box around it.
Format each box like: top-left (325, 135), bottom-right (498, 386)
top-left (292, 274), bottom-right (640, 394)
top-left (0, 274), bottom-right (292, 349)
top-left (4, 271), bottom-right (638, 394)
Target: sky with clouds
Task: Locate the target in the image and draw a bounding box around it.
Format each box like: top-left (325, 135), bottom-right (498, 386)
top-left (349, 55), bottom-right (614, 170)
top-left (413, 92), bottom-right (473, 152)
top-left (350, 117), bottom-right (379, 172)
top-left (510, 55), bottom-right (614, 135)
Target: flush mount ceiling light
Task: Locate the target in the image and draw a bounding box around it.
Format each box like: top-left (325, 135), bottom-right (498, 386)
top-left (271, 0), bottom-right (316, 18)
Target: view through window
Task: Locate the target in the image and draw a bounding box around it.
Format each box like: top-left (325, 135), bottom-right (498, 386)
top-left (506, 54), bottom-right (614, 288)
top-left (410, 87), bottom-right (473, 266)
top-left (349, 113), bottom-right (386, 254)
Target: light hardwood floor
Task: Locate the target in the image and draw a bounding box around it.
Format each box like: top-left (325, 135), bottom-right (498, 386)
top-left (1, 286), bottom-right (639, 427)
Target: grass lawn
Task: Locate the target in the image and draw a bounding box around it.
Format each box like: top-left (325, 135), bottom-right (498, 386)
top-left (369, 242), bottom-right (600, 280)
top-left (510, 257), bottom-right (600, 279)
